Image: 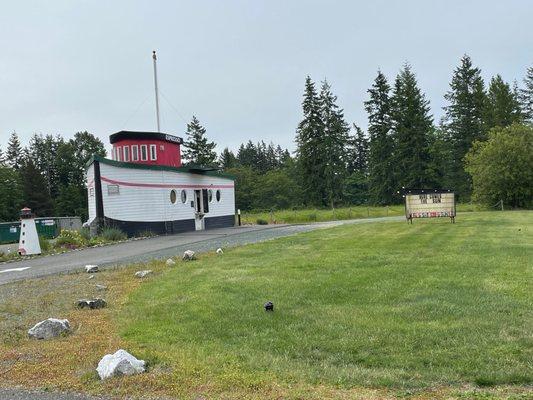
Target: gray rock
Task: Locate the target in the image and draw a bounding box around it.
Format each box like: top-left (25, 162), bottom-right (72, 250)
top-left (216, 248), bottom-right (224, 254)
top-left (134, 270), bottom-right (153, 278)
top-left (96, 349), bottom-right (145, 380)
top-left (165, 258), bottom-right (176, 266)
top-left (28, 318), bottom-right (71, 340)
top-left (95, 284), bottom-right (108, 291)
top-left (182, 250), bottom-right (196, 261)
top-left (88, 275), bottom-right (95, 280)
top-left (85, 265), bottom-right (99, 273)
top-left (77, 298), bottom-right (107, 309)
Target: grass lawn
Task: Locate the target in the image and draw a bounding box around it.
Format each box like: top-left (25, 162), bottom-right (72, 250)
top-left (0, 211), bottom-right (531, 399)
top-left (118, 211), bottom-right (532, 396)
top-left (241, 203), bottom-right (488, 224)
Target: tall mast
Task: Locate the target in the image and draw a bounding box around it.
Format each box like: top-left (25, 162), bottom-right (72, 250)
top-left (152, 50), bottom-right (161, 132)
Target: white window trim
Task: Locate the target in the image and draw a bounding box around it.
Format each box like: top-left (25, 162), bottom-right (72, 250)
top-left (117, 146), bottom-right (122, 161)
top-left (123, 145), bottom-right (130, 162)
top-left (150, 144), bottom-right (157, 161)
top-left (140, 145), bottom-right (148, 161)
top-left (132, 145), bottom-right (139, 161)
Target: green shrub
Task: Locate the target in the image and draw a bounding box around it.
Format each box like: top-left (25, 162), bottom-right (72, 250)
top-left (39, 237), bottom-right (51, 252)
top-left (55, 229), bottom-right (87, 249)
top-left (256, 218), bottom-right (269, 225)
top-left (99, 227), bottom-right (127, 242)
top-left (79, 227), bottom-right (91, 241)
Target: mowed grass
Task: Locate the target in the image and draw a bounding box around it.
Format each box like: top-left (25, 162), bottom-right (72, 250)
top-left (119, 211), bottom-right (532, 393)
top-left (241, 203), bottom-right (487, 224)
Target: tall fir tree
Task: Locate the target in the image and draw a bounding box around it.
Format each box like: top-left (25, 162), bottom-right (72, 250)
top-left (0, 145), bottom-right (5, 166)
top-left (347, 124), bottom-right (369, 174)
top-left (391, 64), bottom-right (435, 189)
top-left (442, 55), bottom-right (486, 198)
top-left (483, 75), bottom-right (522, 130)
top-left (19, 157), bottom-right (54, 216)
top-left (6, 131), bottom-right (23, 170)
top-left (295, 76), bottom-right (325, 206)
top-left (364, 71), bottom-right (396, 204)
top-left (318, 80), bottom-right (350, 207)
top-left (0, 165), bottom-right (22, 221)
top-left (219, 147), bottom-right (237, 169)
top-left (519, 66), bottom-right (533, 122)
top-left (237, 141), bottom-right (258, 168)
top-left (182, 116), bottom-right (217, 166)
top-left (28, 134), bottom-right (64, 197)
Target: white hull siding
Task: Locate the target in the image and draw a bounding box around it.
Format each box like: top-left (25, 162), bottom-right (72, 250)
top-left (86, 159), bottom-right (235, 231)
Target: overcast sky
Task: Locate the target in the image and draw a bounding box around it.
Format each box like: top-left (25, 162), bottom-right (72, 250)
top-left (1, 0), bottom-right (531, 154)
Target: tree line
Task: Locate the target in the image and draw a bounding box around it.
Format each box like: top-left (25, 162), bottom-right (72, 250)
top-left (184, 55), bottom-right (532, 210)
top-left (0, 132), bottom-right (106, 221)
top-left (1, 55), bottom-right (531, 222)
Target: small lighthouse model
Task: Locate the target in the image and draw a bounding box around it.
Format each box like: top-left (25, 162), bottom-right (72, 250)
top-left (18, 207), bottom-right (41, 256)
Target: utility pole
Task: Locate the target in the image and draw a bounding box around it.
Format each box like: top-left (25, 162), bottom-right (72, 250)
top-left (152, 50), bottom-right (161, 132)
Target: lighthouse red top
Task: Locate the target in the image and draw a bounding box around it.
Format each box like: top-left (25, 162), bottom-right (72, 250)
top-left (109, 131), bottom-right (184, 168)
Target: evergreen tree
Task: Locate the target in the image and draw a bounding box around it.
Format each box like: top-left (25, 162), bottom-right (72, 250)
top-left (391, 64), bottom-right (435, 189)
top-left (219, 147), bottom-right (237, 169)
top-left (347, 124), bottom-right (369, 174)
top-left (19, 157), bottom-right (54, 217)
top-left (519, 66), bottom-right (533, 122)
top-left (237, 141), bottom-right (258, 168)
top-left (318, 80), bottom-right (350, 207)
top-left (0, 165), bottom-right (22, 221)
top-left (364, 71), bottom-right (396, 204)
top-left (6, 131), bottom-right (23, 170)
top-left (0, 145), bottom-right (5, 166)
top-left (28, 134), bottom-right (64, 197)
top-left (442, 55), bottom-right (486, 198)
top-left (483, 75), bottom-right (522, 129)
top-left (295, 76), bottom-right (325, 206)
top-left (182, 116), bottom-right (217, 166)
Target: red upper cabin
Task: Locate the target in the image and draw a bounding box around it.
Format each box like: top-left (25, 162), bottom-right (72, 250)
top-left (109, 131), bottom-right (184, 168)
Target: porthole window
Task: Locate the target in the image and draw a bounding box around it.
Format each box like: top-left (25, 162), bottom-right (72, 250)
top-left (216, 190), bottom-right (221, 202)
top-left (208, 189), bottom-right (213, 202)
top-left (170, 189), bottom-right (177, 204)
top-left (181, 190), bottom-right (187, 203)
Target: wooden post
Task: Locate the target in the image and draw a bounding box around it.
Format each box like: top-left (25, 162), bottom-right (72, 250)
top-left (500, 199), bottom-right (504, 211)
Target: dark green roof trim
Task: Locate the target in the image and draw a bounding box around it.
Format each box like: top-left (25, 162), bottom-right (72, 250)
top-left (86, 155), bottom-right (235, 180)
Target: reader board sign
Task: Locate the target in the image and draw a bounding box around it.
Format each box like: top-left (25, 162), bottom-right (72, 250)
top-left (405, 191), bottom-right (456, 223)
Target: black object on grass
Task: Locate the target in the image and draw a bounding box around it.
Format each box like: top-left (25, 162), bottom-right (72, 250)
top-left (264, 301), bottom-right (274, 312)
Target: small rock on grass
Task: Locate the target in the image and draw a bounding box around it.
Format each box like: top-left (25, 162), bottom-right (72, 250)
top-left (183, 250), bottom-right (196, 261)
top-left (96, 349), bottom-right (145, 380)
top-left (134, 270), bottom-right (152, 278)
top-left (85, 265), bottom-right (99, 273)
top-left (165, 258), bottom-right (176, 266)
top-left (216, 248), bottom-right (224, 254)
top-left (88, 275), bottom-right (95, 280)
top-left (95, 284), bottom-right (108, 291)
top-left (77, 298), bottom-right (107, 309)
top-left (28, 318), bottom-right (71, 340)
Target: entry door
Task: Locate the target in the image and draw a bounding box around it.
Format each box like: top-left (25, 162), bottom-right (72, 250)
top-left (194, 189), bottom-right (205, 231)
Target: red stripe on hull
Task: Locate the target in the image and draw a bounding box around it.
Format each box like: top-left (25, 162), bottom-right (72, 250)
top-left (101, 176), bottom-right (234, 189)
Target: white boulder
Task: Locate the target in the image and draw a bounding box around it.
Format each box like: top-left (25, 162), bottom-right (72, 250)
top-left (216, 248), bottom-right (224, 254)
top-left (183, 250), bottom-right (196, 261)
top-left (85, 265), bottom-right (99, 273)
top-left (134, 270), bottom-right (153, 278)
top-left (165, 258), bottom-right (176, 266)
top-left (28, 318), bottom-right (71, 340)
top-left (96, 349), bottom-right (146, 380)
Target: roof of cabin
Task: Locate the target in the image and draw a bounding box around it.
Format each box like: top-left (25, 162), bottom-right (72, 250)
top-left (86, 155), bottom-right (235, 180)
top-left (109, 131), bottom-right (184, 145)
